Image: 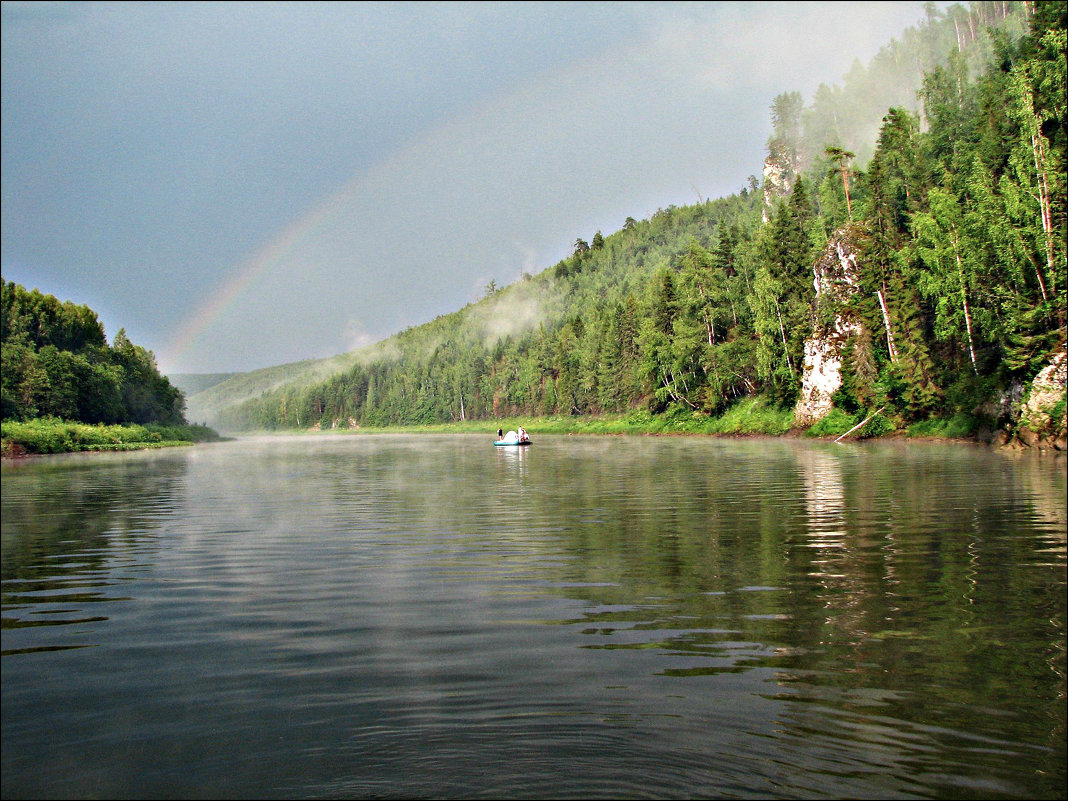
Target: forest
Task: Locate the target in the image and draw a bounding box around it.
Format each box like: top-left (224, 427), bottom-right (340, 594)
top-left (1, 279), bottom-right (186, 426)
top-left (206, 1), bottom-right (1063, 439)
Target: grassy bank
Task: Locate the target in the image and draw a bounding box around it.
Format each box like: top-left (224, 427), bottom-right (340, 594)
top-left (279, 398), bottom-right (889, 438)
top-left (269, 397), bottom-right (795, 438)
top-left (250, 396), bottom-right (989, 444)
top-left (3, 404), bottom-right (983, 456)
top-left (1, 418), bottom-right (226, 457)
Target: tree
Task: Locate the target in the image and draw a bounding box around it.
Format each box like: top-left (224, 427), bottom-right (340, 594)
top-left (749, 264), bottom-right (793, 391)
top-left (861, 114), bottom-right (944, 418)
top-left (1004, 26), bottom-right (1066, 317)
top-left (919, 48), bottom-right (975, 171)
top-left (824, 145), bottom-right (856, 220)
top-left (1, 281), bottom-right (185, 425)
top-left (768, 91), bottom-right (804, 173)
top-left (639, 269), bottom-right (697, 410)
top-left (910, 187), bottom-right (982, 373)
top-left (869, 107), bottom-right (925, 231)
top-left (677, 239), bottom-right (723, 346)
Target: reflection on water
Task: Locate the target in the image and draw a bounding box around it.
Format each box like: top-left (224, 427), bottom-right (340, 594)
top-left (2, 452), bottom-right (188, 655)
top-left (2, 435), bottom-right (1065, 799)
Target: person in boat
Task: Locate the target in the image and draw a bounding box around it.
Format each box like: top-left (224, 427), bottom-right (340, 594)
top-left (497, 428), bottom-right (504, 441)
top-left (517, 426), bottom-right (528, 442)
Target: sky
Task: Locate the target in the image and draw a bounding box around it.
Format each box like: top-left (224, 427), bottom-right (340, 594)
top-left (2, 1), bottom-right (943, 376)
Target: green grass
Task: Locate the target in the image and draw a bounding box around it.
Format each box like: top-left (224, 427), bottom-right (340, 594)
top-left (20, 400), bottom-right (981, 450)
top-left (273, 399), bottom-right (989, 445)
top-left (906, 413), bottom-right (980, 439)
top-left (2, 418), bottom-right (225, 456)
top-left (238, 396), bottom-right (798, 439)
top-left (804, 408), bottom-right (859, 437)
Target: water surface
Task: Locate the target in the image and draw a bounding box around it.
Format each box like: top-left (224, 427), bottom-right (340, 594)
top-left (2, 434), bottom-right (1065, 798)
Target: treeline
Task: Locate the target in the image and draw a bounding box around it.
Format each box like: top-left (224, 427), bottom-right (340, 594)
top-left (217, 1), bottom-right (1064, 433)
top-left (1, 280), bottom-right (186, 425)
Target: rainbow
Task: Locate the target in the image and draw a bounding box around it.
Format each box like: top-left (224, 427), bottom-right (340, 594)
top-left (159, 39), bottom-right (640, 375)
top-left (159, 184), bottom-right (346, 374)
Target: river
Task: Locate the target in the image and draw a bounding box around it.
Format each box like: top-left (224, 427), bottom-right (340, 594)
top-left (2, 434), bottom-right (1065, 799)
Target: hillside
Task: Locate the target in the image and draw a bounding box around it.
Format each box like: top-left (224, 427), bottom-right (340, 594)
top-left (187, 1), bottom-right (1064, 446)
top-left (188, 194), bottom-right (752, 430)
top-left (167, 372), bottom-right (243, 398)
top-left (183, 348), bottom-right (396, 426)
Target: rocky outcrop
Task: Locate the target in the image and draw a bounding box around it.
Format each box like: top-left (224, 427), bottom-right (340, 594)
top-left (1007, 348), bottom-right (1067, 451)
top-left (794, 229), bottom-right (865, 427)
top-left (761, 140), bottom-right (801, 223)
top-left (762, 157), bottom-right (792, 223)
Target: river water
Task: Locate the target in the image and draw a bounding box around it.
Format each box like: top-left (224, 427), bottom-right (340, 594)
top-left (2, 434), bottom-right (1065, 799)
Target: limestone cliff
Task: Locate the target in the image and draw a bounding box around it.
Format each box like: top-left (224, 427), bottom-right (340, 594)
top-left (794, 227), bottom-right (865, 427)
top-left (761, 157), bottom-right (792, 224)
top-left (761, 141), bottom-right (801, 223)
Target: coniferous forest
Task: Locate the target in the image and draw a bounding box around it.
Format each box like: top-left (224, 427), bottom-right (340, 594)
top-left (204, 2), bottom-right (1063, 442)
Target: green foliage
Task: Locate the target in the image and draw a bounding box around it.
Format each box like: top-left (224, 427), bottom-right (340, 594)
top-left (805, 407), bottom-right (859, 437)
top-left (706, 396), bottom-right (795, 435)
top-left (858, 412), bottom-right (896, 439)
top-left (906, 413), bottom-right (981, 439)
top-left (2, 279), bottom-right (188, 427)
top-left (1, 418), bottom-right (223, 456)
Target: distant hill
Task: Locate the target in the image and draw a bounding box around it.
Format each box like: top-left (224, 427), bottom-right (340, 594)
top-left (182, 350), bottom-right (378, 428)
top-left (168, 372), bottom-right (243, 397)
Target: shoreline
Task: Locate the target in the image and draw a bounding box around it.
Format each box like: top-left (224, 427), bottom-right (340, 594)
top-left (1, 420), bottom-right (227, 460)
top-left (4, 413), bottom-right (1064, 460)
top-left (184, 422), bottom-right (1058, 453)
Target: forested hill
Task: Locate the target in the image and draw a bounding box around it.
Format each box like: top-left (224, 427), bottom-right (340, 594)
top-left (2, 280), bottom-right (186, 425)
top-left (196, 1), bottom-right (1065, 439)
top-left (167, 372), bottom-right (242, 397)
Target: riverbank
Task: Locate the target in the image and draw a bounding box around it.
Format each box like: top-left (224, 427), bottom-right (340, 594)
top-left (15, 397), bottom-right (1053, 457)
top-left (245, 397), bottom-right (1020, 448)
top-left (1, 418), bottom-right (226, 457)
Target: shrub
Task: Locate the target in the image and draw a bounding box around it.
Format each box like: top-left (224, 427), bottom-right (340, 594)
top-left (859, 412), bottom-right (895, 438)
top-left (805, 408), bottom-right (858, 437)
top-left (907, 413), bottom-right (979, 439)
top-left (1, 418), bottom-right (222, 454)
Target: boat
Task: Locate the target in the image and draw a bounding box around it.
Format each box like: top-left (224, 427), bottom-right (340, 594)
top-left (494, 430), bottom-right (532, 446)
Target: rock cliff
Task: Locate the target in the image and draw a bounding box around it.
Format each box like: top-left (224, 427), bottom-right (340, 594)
top-left (761, 140), bottom-right (801, 223)
top-left (794, 228), bottom-right (865, 427)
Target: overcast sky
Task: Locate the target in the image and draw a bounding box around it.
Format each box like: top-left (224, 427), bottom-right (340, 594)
top-left (3, 1), bottom-right (941, 375)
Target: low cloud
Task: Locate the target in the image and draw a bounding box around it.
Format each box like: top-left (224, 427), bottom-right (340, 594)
top-left (469, 280), bottom-right (551, 350)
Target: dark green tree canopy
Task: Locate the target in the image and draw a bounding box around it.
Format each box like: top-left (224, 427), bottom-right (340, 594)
top-left (2, 279), bottom-right (186, 425)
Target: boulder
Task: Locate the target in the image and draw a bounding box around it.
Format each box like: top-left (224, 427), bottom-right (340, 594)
top-left (1012, 348), bottom-right (1067, 450)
